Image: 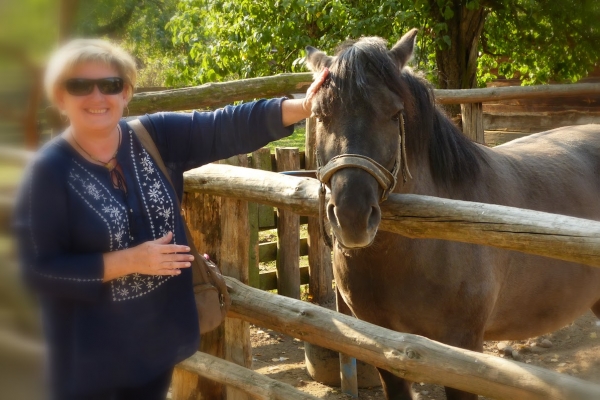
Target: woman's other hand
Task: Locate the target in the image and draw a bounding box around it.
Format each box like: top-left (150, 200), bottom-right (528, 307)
top-left (103, 232), bottom-right (193, 281)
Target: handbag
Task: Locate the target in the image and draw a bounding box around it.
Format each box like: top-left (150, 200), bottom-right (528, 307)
top-left (128, 119), bottom-right (231, 334)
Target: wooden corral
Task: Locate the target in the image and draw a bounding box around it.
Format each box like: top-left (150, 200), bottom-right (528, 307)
top-left (3, 78), bottom-right (600, 399)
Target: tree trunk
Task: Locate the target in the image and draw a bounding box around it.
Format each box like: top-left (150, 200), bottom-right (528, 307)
top-left (431, 2), bottom-right (487, 119)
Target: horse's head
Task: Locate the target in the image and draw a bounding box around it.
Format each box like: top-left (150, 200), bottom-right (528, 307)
top-left (305, 29), bottom-right (418, 249)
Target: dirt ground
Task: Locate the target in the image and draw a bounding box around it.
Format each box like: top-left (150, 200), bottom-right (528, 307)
top-left (250, 311), bottom-right (600, 399)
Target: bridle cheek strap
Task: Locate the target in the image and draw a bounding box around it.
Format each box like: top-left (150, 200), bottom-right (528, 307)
top-left (314, 113), bottom-right (412, 249)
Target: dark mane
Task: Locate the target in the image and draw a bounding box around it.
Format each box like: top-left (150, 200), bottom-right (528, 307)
top-left (323, 37), bottom-right (484, 186)
top-left (400, 72), bottom-right (485, 185)
top-left (323, 37), bottom-right (404, 113)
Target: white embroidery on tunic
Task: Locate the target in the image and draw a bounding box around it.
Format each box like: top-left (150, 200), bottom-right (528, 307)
top-left (102, 129), bottom-right (179, 302)
top-left (65, 132), bottom-right (180, 302)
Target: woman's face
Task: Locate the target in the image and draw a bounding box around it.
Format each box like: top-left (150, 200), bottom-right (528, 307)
top-left (56, 61), bottom-right (129, 135)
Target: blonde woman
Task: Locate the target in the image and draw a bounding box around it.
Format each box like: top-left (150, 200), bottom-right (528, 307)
top-left (14, 39), bottom-right (327, 400)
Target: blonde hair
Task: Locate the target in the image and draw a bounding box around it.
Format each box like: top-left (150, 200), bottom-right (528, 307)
top-left (44, 39), bottom-right (137, 103)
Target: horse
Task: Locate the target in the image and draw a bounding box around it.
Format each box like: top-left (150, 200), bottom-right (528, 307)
top-left (304, 28), bottom-right (600, 400)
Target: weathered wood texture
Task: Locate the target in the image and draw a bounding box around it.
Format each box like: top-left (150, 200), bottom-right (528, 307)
top-left (129, 73), bottom-right (313, 114)
top-left (259, 238), bottom-right (307, 263)
top-left (176, 185), bottom-right (224, 400)
top-left (303, 116), bottom-right (340, 386)
top-left (250, 148), bottom-right (276, 229)
top-left (337, 288), bottom-right (358, 397)
top-left (216, 156), bottom-right (252, 400)
top-left (225, 277), bottom-right (600, 400)
top-left (259, 266), bottom-right (309, 291)
top-left (175, 156), bottom-right (252, 400)
top-left (304, 117), bottom-right (335, 307)
top-left (128, 73), bottom-right (599, 115)
top-left (184, 164), bottom-right (600, 268)
top-left (274, 148), bottom-right (301, 299)
top-left (461, 102), bottom-right (484, 143)
top-left (178, 351), bottom-right (319, 400)
top-left (246, 149), bottom-right (270, 288)
top-left (484, 110), bottom-right (600, 134)
top-left (435, 82), bottom-right (600, 104)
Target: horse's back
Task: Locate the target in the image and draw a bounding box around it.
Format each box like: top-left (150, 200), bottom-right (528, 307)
top-left (486, 124), bottom-right (600, 220)
top-left (482, 124), bottom-right (600, 339)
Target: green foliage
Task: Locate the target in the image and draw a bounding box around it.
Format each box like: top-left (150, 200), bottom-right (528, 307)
top-left (165, 0), bottom-right (444, 86)
top-left (478, 0), bottom-right (600, 85)
top-left (71, 0), bottom-right (180, 87)
top-left (165, 0), bottom-right (600, 88)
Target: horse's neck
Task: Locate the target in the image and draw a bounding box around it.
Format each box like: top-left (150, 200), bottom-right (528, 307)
top-left (398, 107), bottom-right (487, 199)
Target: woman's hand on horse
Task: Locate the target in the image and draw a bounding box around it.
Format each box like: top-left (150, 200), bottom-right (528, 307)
top-left (281, 67), bottom-right (329, 126)
top-left (103, 232), bottom-right (193, 281)
top-left (303, 67), bottom-right (329, 113)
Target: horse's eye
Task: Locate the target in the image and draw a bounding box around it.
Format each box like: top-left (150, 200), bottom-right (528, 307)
top-left (392, 111), bottom-right (402, 122)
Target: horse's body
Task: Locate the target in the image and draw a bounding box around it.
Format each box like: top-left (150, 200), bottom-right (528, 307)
top-left (305, 30), bottom-right (600, 400)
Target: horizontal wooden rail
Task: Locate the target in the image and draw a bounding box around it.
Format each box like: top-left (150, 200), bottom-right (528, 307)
top-left (129, 73), bottom-right (314, 114)
top-left (226, 277), bottom-right (600, 400)
top-left (184, 164), bottom-right (600, 268)
top-left (259, 237), bottom-right (308, 262)
top-left (128, 72), bottom-right (600, 113)
top-left (259, 266), bottom-right (309, 291)
top-left (177, 351), bottom-right (318, 400)
top-left (435, 82), bottom-right (600, 104)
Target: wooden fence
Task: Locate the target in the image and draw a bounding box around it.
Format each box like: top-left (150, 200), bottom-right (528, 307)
top-left (2, 76), bottom-right (600, 399)
top-left (178, 160), bottom-right (600, 399)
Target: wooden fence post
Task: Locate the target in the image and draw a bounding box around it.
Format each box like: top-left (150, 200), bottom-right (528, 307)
top-left (251, 148), bottom-right (276, 229)
top-left (247, 149), bottom-right (274, 288)
top-left (173, 155), bottom-right (252, 400)
top-left (336, 287), bottom-right (358, 398)
top-left (302, 116), bottom-right (340, 385)
top-left (274, 148), bottom-right (301, 299)
top-left (304, 117), bottom-right (335, 308)
top-left (461, 102), bottom-right (485, 143)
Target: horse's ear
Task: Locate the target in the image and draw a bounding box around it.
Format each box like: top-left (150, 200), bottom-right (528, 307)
top-left (305, 46), bottom-right (334, 72)
top-left (389, 28), bottom-right (418, 69)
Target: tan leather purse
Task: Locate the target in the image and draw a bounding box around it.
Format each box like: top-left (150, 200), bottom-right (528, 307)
top-left (129, 119), bottom-right (231, 334)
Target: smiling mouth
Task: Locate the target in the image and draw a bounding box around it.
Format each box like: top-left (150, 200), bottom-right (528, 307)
top-left (86, 108), bottom-right (108, 114)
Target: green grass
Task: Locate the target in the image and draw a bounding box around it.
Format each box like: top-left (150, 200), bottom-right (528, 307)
top-left (266, 127), bottom-right (306, 151)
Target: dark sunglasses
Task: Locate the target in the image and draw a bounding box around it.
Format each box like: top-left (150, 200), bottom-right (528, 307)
top-left (64, 77), bottom-right (125, 96)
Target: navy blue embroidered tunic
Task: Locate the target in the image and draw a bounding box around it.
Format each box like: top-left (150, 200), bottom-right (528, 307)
top-left (14, 98), bottom-right (293, 397)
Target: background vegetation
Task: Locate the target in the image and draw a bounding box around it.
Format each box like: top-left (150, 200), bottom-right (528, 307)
top-left (1, 0), bottom-right (599, 147)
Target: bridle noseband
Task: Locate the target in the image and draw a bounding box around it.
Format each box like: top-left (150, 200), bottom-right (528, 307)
top-left (315, 113), bottom-right (412, 249)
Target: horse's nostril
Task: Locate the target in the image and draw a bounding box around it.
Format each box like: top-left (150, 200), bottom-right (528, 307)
top-left (367, 206), bottom-right (381, 230)
top-left (327, 203), bottom-right (339, 228)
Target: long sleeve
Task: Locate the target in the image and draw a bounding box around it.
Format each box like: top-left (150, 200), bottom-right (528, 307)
top-left (138, 97), bottom-right (294, 173)
top-left (13, 154), bottom-right (105, 302)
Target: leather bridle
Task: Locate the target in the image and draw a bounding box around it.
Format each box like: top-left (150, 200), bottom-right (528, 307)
top-left (315, 113), bottom-right (412, 248)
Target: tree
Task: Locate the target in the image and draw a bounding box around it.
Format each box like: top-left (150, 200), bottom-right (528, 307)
top-left (166, 0), bottom-right (600, 116)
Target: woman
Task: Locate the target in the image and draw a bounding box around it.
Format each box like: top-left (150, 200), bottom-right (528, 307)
top-left (14, 39), bottom-right (327, 400)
